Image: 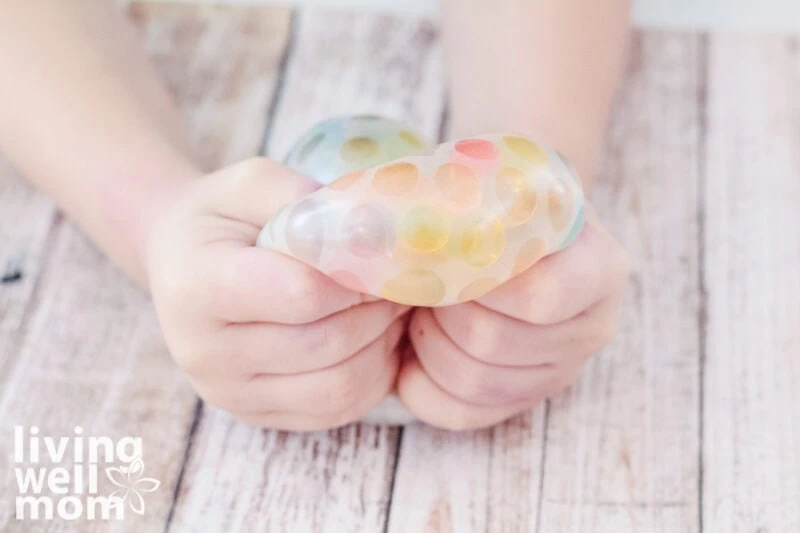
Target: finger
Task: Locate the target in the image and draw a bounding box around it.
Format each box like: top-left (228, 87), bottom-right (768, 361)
top-left (396, 353), bottom-right (543, 431)
top-left (230, 364), bottom-right (396, 431)
top-left (432, 296), bottom-right (620, 366)
top-left (200, 157), bottom-right (320, 228)
top-left (192, 319), bottom-right (404, 417)
top-left (207, 301), bottom-right (409, 376)
top-left (479, 215), bottom-right (629, 324)
top-left (201, 244), bottom-right (368, 324)
top-left (410, 308), bottom-right (581, 407)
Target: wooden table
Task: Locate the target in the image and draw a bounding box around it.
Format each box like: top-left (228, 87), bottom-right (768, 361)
top-left (1, 5), bottom-right (798, 532)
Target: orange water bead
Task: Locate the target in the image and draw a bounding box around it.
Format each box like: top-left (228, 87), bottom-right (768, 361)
top-left (328, 170), bottom-right (364, 191)
top-left (381, 269), bottom-right (446, 306)
top-left (548, 179), bottom-right (573, 232)
top-left (373, 162), bottom-right (419, 196)
top-left (496, 166), bottom-right (538, 225)
top-left (435, 162), bottom-right (481, 208)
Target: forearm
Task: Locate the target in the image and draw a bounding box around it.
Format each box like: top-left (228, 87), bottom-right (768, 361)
top-left (0, 0), bottom-right (201, 286)
top-left (440, 0), bottom-right (630, 187)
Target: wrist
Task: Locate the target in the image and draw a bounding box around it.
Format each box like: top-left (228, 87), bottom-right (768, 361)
top-left (100, 155), bottom-right (201, 289)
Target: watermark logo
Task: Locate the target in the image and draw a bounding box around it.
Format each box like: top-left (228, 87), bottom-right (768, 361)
top-left (12, 426), bottom-right (161, 521)
top-left (105, 456), bottom-right (160, 515)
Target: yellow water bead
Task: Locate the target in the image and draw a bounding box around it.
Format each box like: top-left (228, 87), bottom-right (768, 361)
top-left (400, 206), bottom-right (451, 253)
top-left (399, 130), bottom-right (426, 149)
top-left (457, 277), bottom-right (499, 302)
top-left (381, 270), bottom-right (446, 306)
top-left (503, 135), bottom-right (548, 164)
top-left (449, 211), bottom-right (506, 268)
top-left (340, 136), bottom-right (379, 162)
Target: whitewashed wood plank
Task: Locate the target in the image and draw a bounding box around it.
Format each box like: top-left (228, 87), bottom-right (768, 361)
top-left (389, 31), bottom-right (704, 533)
top-left (389, 417), bottom-right (546, 533)
top-left (144, 0), bottom-right (800, 33)
top-left (537, 32), bottom-right (703, 533)
top-left (264, 8), bottom-right (444, 160)
top-left (0, 4), bottom-right (292, 531)
top-left (703, 34), bottom-right (800, 533)
top-left (168, 8), bottom-right (446, 532)
top-left (0, 159), bottom-right (57, 394)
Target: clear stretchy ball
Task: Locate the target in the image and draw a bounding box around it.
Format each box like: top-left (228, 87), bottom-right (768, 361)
top-left (261, 130), bottom-right (584, 307)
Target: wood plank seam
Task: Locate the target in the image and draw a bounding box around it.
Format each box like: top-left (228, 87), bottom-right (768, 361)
top-left (695, 32), bottom-right (710, 533)
top-left (0, 211), bottom-right (62, 392)
top-left (382, 429), bottom-right (405, 533)
top-left (163, 400), bottom-right (204, 533)
top-left (258, 8), bottom-right (299, 157)
top-left (533, 401), bottom-right (551, 533)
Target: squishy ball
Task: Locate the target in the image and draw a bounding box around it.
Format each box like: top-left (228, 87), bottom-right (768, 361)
top-left (283, 115), bottom-right (434, 185)
top-left (260, 131), bottom-right (585, 307)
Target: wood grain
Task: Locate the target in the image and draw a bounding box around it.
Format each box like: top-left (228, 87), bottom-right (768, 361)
top-left (387, 31), bottom-right (705, 533)
top-left (167, 8), bottom-right (446, 532)
top-left (1, 4), bottom-right (798, 532)
top-left (537, 32), bottom-right (703, 533)
top-left (0, 4), bottom-right (292, 531)
top-left (0, 159), bottom-right (57, 396)
top-left (702, 34), bottom-right (800, 533)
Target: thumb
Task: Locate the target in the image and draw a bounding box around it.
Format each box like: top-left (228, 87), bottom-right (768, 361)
top-left (201, 157), bottom-right (321, 229)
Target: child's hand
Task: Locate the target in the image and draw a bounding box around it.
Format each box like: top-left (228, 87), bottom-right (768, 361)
top-left (396, 208), bottom-right (629, 430)
top-left (146, 159), bottom-right (409, 431)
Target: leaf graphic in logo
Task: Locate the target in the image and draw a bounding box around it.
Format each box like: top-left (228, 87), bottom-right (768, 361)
top-left (105, 456), bottom-right (161, 515)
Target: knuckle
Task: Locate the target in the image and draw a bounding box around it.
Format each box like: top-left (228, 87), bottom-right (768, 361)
top-left (452, 363), bottom-right (499, 406)
top-left (319, 368), bottom-right (362, 415)
top-left (305, 318), bottom-right (349, 362)
top-left (448, 308), bottom-right (501, 362)
top-left (460, 368), bottom-right (488, 402)
top-left (286, 270), bottom-right (326, 319)
top-left (524, 278), bottom-right (562, 324)
top-left (233, 157), bottom-right (276, 182)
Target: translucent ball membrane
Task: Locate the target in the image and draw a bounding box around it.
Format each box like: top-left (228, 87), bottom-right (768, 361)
top-left (260, 123), bottom-right (585, 307)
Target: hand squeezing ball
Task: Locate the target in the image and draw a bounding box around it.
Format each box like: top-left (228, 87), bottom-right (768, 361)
top-left (259, 116), bottom-right (585, 307)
